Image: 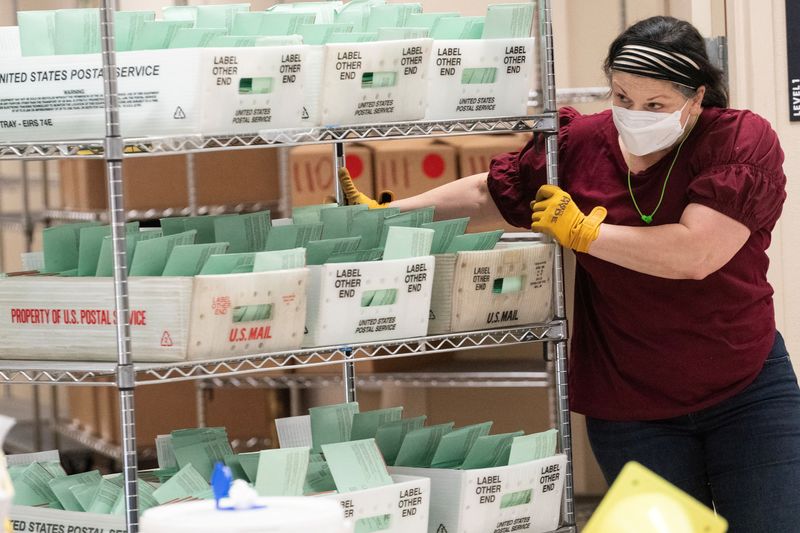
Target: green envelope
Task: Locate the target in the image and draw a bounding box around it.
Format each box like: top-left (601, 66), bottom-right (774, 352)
top-left (254, 447), bottom-right (310, 496)
top-left (129, 230), bottom-right (198, 276)
top-left (42, 222), bottom-right (101, 274)
top-left (306, 237), bottom-right (362, 265)
top-left (196, 3), bottom-right (251, 32)
top-left (445, 230), bottom-right (504, 253)
top-left (171, 427), bottom-right (234, 481)
top-left (393, 422), bottom-right (455, 468)
top-left (77, 223), bottom-right (139, 277)
top-left (162, 6), bottom-right (198, 23)
top-left (382, 226), bottom-right (434, 260)
top-left (482, 3), bottom-right (535, 39)
top-left (350, 407), bottom-right (404, 440)
top-left (349, 208), bottom-right (400, 250)
top-left (18, 11), bottom-right (56, 56)
top-left (54, 9), bottom-right (100, 55)
top-left (430, 16), bottom-right (485, 39)
top-left (404, 12), bottom-right (459, 29)
top-left (198, 252), bottom-right (256, 275)
top-left (379, 207), bottom-right (435, 246)
top-left (421, 218), bottom-right (470, 254)
top-left (115, 11), bottom-right (156, 52)
top-left (304, 460), bottom-right (336, 494)
top-left (213, 211), bottom-right (271, 253)
top-left (327, 32), bottom-right (378, 43)
top-left (48, 470), bottom-right (102, 511)
top-left (374, 415), bottom-right (427, 466)
top-left (321, 205), bottom-right (369, 239)
top-left (252, 248), bottom-right (306, 272)
top-left (292, 203), bottom-right (338, 225)
top-left (131, 20), bottom-right (193, 51)
top-left (152, 464), bottom-right (209, 505)
top-left (299, 23), bottom-right (354, 45)
top-left (160, 216), bottom-right (219, 244)
top-left (238, 452), bottom-right (260, 482)
top-left (162, 242), bottom-right (229, 276)
top-left (365, 3), bottom-right (422, 32)
top-left (168, 28), bottom-right (227, 49)
top-left (377, 27), bottom-right (429, 40)
top-left (309, 402), bottom-right (360, 453)
top-left (430, 421), bottom-right (493, 468)
top-left (461, 431), bottom-right (525, 470)
top-left (265, 223), bottom-right (323, 251)
top-left (508, 428), bottom-right (558, 464)
top-left (86, 476), bottom-right (124, 514)
top-left (95, 229), bottom-right (164, 277)
top-left (322, 439), bottom-right (393, 492)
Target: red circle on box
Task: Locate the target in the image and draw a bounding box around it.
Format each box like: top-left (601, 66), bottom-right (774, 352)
top-left (345, 155), bottom-right (364, 179)
top-left (422, 154), bottom-right (445, 178)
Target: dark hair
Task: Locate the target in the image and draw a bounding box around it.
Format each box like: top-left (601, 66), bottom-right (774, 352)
top-left (603, 16), bottom-right (728, 108)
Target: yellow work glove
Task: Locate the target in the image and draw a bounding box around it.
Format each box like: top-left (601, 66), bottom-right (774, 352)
top-left (338, 167), bottom-right (394, 208)
top-left (531, 184), bottom-right (606, 253)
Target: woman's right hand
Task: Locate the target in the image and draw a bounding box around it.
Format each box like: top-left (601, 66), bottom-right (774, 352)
top-left (338, 167), bottom-right (393, 208)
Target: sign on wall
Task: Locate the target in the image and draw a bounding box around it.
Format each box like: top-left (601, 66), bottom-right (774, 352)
top-left (788, 0), bottom-right (800, 121)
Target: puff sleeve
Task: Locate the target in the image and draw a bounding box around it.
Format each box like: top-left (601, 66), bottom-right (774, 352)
top-left (687, 111), bottom-right (787, 233)
top-left (486, 107), bottom-right (582, 228)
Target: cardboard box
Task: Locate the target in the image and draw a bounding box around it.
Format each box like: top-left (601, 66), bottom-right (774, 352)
top-left (370, 139), bottom-right (458, 200)
top-left (59, 148), bottom-right (281, 211)
top-left (320, 475), bottom-right (431, 533)
top-left (0, 46), bottom-right (307, 141)
top-left (437, 134), bottom-right (529, 178)
top-left (303, 257), bottom-right (435, 348)
top-left (319, 40), bottom-right (432, 125)
top-left (425, 38), bottom-right (536, 120)
top-left (0, 270), bottom-right (308, 362)
top-left (391, 455), bottom-right (566, 533)
top-left (428, 244), bottom-right (554, 335)
top-left (97, 383), bottom-right (288, 448)
top-left (290, 144), bottom-right (374, 207)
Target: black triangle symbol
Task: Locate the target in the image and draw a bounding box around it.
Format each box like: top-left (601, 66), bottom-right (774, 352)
top-left (436, 525), bottom-right (448, 533)
top-left (429, 310), bottom-right (436, 319)
top-left (301, 107), bottom-right (310, 120)
top-left (304, 326), bottom-right (309, 334)
top-left (173, 106), bottom-right (186, 119)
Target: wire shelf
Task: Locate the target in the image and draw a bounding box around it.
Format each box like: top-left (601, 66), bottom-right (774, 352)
top-left (0, 115), bottom-right (554, 160)
top-left (41, 202), bottom-right (279, 224)
top-left (198, 371), bottom-right (552, 391)
top-left (0, 323), bottom-right (564, 385)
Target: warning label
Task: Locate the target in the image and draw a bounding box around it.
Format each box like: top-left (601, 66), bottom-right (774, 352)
top-left (0, 92), bottom-right (159, 116)
top-left (161, 331), bottom-right (174, 347)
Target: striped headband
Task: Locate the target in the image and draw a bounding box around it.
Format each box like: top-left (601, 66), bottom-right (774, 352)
top-left (611, 40), bottom-right (705, 89)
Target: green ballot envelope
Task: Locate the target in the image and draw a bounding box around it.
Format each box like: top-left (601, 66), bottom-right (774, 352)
top-left (265, 223), bottom-right (323, 251)
top-left (350, 407), bottom-right (404, 441)
top-left (131, 20), bottom-right (194, 51)
top-left (482, 3), bottom-right (535, 39)
top-left (54, 9), bottom-right (101, 55)
top-left (404, 12), bottom-right (459, 29)
top-left (508, 429), bottom-right (558, 465)
top-left (299, 23), bottom-right (354, 45)
top-left (430, 16), bottom-right (485, 39)
top-left (460, 431), bottom-right (524, 470)
top-left (383, 226), bottom-right (434, 260)
top-left (115, 11), bottom-right (156, 52)
top-left (322, 439), bottom-right (394, 492)
top-left (48, 471), bottom-right (102, 512)
top-left (198, 253), bottom-right (256, 275)
top-left (421, 217), bottom-right (470, 254)
top-left (306, 237), bottom-right (362, 265)
top-left (162, 242), bottom-right (229, 276)
top-left (196, 3), bottom-right (251, 32)
top-left (162, 6), bottom-right (198, 23)
top-left (129, 230), bottom-right (197, 277)
top-left (430, 422), bottom-right (493, 469)
top-left (327, 32), bottom-right (378, 43)
top-left (374, 415), bottom-right (427, 466)
top-left (394, 422), bottom-right (455, 468)
top-left (168, 28), bottom-right (226, 49)
top-left (213, 211), bottom-right (271, 253)
top-left (18, 11), bottom-right (56, 57)
top-left (254, 447), bottom-right (310, 496)
top-left (365, 3), bottom-right (423, 32)
top-left (160, 216), bottom-right (219, 244)
top-left (152, 464), bottom-right (209, 504)
top-left (309, 402), bottom-right (360, 452)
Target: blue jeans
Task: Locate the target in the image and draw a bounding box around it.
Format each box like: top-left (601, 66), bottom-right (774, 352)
top-left (586, 331), bottom-right (800, 533)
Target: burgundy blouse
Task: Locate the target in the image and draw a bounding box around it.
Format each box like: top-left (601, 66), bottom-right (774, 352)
top-left (488, 106), bottom-right (787, 420)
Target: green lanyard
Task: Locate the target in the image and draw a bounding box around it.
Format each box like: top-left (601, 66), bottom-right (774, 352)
top-left (626, 118), bottom-right (697, 224)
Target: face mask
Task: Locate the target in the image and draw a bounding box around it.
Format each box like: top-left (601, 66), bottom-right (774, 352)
top-left (612, 100), bottom-right (690, 156)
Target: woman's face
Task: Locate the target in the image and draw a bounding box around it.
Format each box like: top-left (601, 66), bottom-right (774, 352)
top-left (611, 71), bottom-right (705, 126)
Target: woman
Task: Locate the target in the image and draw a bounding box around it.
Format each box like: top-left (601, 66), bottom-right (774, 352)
top-left (339, 16), bottom-right (799, 532)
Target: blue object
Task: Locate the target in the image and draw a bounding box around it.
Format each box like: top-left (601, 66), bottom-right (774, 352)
top-left (211, 462), bottom-right (233, 510)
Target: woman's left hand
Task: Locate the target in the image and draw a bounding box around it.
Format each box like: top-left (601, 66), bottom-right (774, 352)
top-left (531, 185), bottom-right (607, 252)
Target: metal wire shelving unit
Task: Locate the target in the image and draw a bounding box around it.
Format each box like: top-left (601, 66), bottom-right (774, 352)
top-left (0, 1), bottom-right (576, 532)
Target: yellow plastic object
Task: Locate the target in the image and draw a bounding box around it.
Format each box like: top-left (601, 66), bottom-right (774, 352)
top-left (583, 462), bottom-right (728, 533)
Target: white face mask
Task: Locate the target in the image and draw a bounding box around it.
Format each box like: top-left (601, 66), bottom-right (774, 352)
top-left (612, 100), bottom-right (691, 156)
